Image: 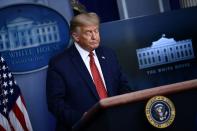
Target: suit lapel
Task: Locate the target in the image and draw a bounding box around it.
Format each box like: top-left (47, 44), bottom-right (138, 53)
top-left (96, 48), bottom-right (114, 97)
top-left (69, 45), bottom-right (100, 100)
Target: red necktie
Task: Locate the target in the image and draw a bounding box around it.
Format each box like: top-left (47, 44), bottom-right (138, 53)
top-left (89, 51), bottom-right (108, 99)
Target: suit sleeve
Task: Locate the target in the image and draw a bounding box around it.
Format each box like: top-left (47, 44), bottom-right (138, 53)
top-left (46, 61), bottom-right (81, 127)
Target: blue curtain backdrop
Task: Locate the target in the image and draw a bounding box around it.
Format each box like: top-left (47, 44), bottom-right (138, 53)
top-left (169, 0), bottom-right (180, 10)
top-left (78, 0), bottom-right (119, 23)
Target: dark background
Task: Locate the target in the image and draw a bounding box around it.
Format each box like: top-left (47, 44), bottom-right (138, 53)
top-left (77, 0), bottom-right (181, 23)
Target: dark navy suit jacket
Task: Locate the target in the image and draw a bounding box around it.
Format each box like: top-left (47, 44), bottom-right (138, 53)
top-left (46, 44), bottom-right (132, 131)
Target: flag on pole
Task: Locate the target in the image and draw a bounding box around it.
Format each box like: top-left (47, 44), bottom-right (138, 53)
top-left (0, 55), bottom-right (33, 131)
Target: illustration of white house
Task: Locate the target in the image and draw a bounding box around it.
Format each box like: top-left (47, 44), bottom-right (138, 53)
top-left (136, 34), bottom-right (195, 69)
top-left (0, 17), bottom-right (60, 51)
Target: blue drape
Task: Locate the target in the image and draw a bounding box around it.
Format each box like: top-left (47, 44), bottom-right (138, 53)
top-left (169, 0), bottom-right (180, 10)
top-left (79, 0), bottom-right (119, 23)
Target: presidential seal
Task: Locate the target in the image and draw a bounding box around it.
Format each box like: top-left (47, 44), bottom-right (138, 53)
top-left (145, 96), bottom-right (175, 128)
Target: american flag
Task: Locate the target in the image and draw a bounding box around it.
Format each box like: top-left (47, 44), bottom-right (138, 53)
top-left (0, 55), bottom-right (33, 131)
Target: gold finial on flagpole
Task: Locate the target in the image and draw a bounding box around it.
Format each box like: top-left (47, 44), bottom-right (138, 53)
top-left (70, 0), bottom-right (87, 14)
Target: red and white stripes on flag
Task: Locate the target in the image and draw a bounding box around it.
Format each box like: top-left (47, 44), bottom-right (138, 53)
top-left (0, 55), bottom-right (33, 131)
top-left (0, 96), bottom-right (33, 131)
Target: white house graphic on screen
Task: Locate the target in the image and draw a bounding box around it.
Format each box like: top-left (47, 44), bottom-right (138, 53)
top-left (0, 17), bottom-right (60, 51)
top-left (136, 34), bottom-right (195, 69)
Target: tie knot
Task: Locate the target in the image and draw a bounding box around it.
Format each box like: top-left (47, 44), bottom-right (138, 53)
top-left (89, 51), bottom-right (94, 57)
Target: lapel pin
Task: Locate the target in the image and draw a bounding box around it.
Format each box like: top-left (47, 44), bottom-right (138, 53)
top-left (101, 56), bottom-right (105, 59)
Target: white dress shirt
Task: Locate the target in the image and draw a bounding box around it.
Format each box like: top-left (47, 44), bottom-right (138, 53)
top-left (74, 42), bottom-right (107, 89)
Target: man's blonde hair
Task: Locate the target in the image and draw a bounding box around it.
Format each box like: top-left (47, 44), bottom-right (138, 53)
top-left (70, 12), bottom-right (100, 33)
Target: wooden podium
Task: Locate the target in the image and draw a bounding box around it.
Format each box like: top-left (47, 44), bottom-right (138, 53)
top-left (73, 79), bottom-right (197, 131)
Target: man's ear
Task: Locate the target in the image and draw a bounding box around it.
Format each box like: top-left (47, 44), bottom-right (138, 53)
top-left (72, 32), bottom-right (79, 42)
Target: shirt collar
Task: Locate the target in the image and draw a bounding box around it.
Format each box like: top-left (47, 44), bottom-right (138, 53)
top-left (74, 42), bottom-right (96, 60)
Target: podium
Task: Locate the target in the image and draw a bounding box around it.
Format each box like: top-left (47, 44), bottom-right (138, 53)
top-left (73, 79), bottom-right (197, 131)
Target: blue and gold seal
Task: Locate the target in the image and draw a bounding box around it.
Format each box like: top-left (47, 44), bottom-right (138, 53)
top-left (145, 96), bottom-right (175, 128)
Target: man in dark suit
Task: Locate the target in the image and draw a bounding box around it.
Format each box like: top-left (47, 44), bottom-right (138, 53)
top-left (46, 12), bottom-right (132, 131)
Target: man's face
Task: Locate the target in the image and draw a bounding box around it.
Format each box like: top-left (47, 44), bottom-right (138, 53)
top-left (72, 25), bottom-right (100, 52)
